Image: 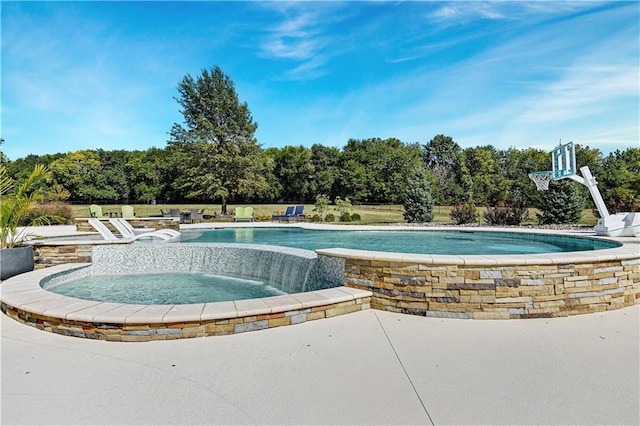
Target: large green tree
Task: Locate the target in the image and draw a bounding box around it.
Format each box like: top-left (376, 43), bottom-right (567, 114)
top-left (168, 66), bottom-right (268, 214)
top-left (266, 145), bottom-right (314, 202)
top-left (463, 145), bottom-right (510, 205)
top-left (125, 148), bottom-right (172, 202)
top-left (600, 148), bottom-right (640, 212)
top-left (497, 147), bottom-right (549, 206)
top-left (48, 150), bottom-right (114, 201)
top-left (422, 135), bottom-right (471, 204)
top-left (6, 153), bottom-right (64, 184)
top-left (310, 144), bottom-right (341, 201)
top-left (96, 149), bottom-right (130, 201)
top-left (339, 138), bottom-right (423, 203)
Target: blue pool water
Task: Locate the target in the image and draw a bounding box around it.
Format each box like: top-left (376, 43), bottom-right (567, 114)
top-left (181, 228), bottom-right (619, 255)
top-left (47, 272), bottom-right (286, 305)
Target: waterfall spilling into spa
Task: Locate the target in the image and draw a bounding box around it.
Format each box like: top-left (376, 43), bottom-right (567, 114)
top-left (87, 243), bottom-right (344, 294)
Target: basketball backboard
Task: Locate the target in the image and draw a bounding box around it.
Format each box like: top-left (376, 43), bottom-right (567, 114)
top-left (552, 141), bottom-right (576, 180)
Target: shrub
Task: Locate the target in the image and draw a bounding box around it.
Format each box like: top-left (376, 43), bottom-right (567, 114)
top-left (339, 211), bottom-right (352, 222)
top-left (403, 171), bottom-right (434, 223)
top-left (313, 194), bottom-right (330, 222)
top-left (310, 214), bottom-right (322, 222)
top-left (350, 213), bottom-right (361, 222)
top-left (19, 202), bottom-right (73, 226)
top-left (606, 187), bottom-right (640, 214)
top-left (537, 179), bottom-right (585, 224)
top-left (47, 183), bottom-right (71, 202)
top-left (483, 202), bottom-right (529, 225)
top-left (324, 213), bottom-right (335, 222)
top-left (449, 203), bottom-right (477, 224)
top-left (335, 196), bottom-right (352, 215)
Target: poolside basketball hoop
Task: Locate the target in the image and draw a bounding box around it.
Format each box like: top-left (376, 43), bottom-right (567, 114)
top-left (529, 140), bottom-right (639, 237)
top-left (528, 171), bottom-right (553, 191)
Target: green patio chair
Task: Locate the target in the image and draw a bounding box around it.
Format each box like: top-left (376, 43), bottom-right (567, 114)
top-left (89, 204), bottom-right (105, 218)
top-left (121, 205), bottom-right (135, 218)
top-left (234, 206), bottom-right (254, 222)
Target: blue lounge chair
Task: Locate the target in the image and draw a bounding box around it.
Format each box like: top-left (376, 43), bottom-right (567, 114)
top-left (290, 205), bottom-right (305, 222)
top-left (271, 206), bottom-right (294, 222)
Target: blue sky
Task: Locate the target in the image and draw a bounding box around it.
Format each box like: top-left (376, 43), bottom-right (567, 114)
top-left (1, 1), bottom-right (638, 161)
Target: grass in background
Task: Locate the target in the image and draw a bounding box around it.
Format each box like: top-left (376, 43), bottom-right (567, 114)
top-left (70, 203), bottom-right (597, 226)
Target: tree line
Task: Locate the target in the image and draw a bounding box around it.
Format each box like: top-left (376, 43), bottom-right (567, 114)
top-left (1, 66), bottom-right (638, 215)
top-left (3, 137), bottom-right (638, 212)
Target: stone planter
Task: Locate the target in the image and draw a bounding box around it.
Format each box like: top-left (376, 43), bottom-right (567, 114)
top-left (0, 246), bottom-right (34, 280)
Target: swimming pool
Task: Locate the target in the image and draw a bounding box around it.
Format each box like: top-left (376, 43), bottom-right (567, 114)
top-left (2, 225), bottom-right (637, 341)
top-left (182, 228), bottom-right (619, 255)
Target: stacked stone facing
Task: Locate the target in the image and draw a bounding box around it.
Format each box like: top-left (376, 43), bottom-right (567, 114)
top-left (341, 256), bottom-right (639, 319)
top-left (1, 294), bottom-right (370, 342)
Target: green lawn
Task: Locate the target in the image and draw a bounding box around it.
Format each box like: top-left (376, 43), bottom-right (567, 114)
top-left (71, 203), bottom-right (598, 226)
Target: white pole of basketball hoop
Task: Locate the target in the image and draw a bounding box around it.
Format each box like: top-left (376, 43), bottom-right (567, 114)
top-left (567, 167), bottom-right (610, 219)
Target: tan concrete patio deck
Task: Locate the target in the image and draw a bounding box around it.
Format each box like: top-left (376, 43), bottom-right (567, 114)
top-left (2, 302), bottom-right (638, 425)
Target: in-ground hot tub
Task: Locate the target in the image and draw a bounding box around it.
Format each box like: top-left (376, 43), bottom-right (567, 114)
top-left (0, 244), bottom-right (371, 341)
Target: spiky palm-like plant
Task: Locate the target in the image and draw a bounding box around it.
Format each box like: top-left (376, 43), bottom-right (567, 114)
top-left (0, 164), bottom-right (51, 249)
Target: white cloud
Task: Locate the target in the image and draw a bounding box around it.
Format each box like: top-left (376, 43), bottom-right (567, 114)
top-left (517, 65), bottom-right (638, 123)
top-left (261, 37), bottom-right (324, 61)
top-left (259, 6), bottom-right (329, 60)
top-left (428, 1), bottom-right (608, 25)
top-left (256, 2), bottom-right (352, 80)
top-left (428, 2), bottom-right (509, 23)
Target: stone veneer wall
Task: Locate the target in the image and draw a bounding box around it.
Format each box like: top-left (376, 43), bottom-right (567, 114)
top-left (341, 257), bottom-right (640, 319)
top-left (31, 242), bottom-right (130, 269)
top-left (33, 244), bottom-right (96, 269)
top-left (2, 296), bottom-right (370, 341)
top-left (75, 217), bottom-right (180, 232)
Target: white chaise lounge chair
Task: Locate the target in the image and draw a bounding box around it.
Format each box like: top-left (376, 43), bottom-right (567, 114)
top-left (111, 218), bottom-right (181, 238)
top-left (108, 218), bottom-right (180, 240)
top-left (88, 219), bottom-right (177, 242)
